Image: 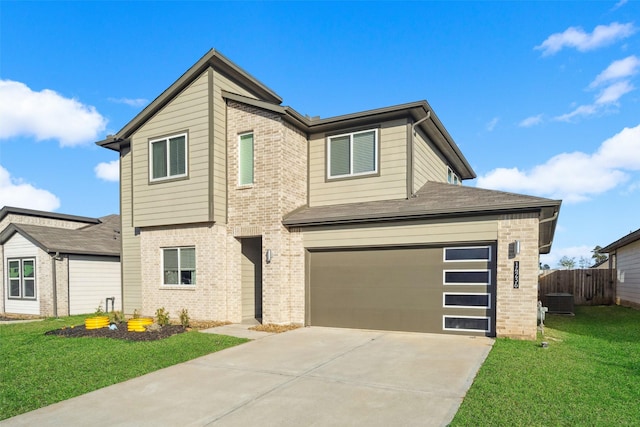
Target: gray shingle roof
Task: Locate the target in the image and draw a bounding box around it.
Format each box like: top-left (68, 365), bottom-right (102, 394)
top-left (601, 227), bottom-right (640, 253)
top-left (1, 214), bottom-right (120, 257)
top-left (283, 181), bottom-right (560, 226)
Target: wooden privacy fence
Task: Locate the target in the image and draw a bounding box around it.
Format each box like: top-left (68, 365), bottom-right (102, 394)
top-left (538, 268), bottom-right (616, 306)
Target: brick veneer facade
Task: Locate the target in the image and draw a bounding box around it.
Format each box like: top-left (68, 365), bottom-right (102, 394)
top-left (137, 100), bottom-right (308, 324)
top-left (495, 212), bottom-right (540, 339)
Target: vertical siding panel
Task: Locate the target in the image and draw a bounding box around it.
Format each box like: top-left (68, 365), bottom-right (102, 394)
top-left (121, 146), bottom-right (141, 313)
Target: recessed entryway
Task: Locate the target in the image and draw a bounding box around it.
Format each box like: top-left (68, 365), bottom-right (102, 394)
top-left (240, 237), bottom-right (263, 323)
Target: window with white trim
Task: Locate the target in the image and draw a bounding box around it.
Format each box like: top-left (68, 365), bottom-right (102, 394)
top-left (328, 129), bottom-right (378, 178)
top-left (238, 132), bottom-right (254, 186)
top-left (444, 246), bottom-right (492, 262)
top-left (7, 258), bottom-right (36, 299)
top-left (447, 167), bottom-right (460, 185)
top-left (149, 133), bottom-right (187, 181)
top-left (443, 316), bottom-right (491, 333)
top-left (443, 270), bottom-right (491, 285)
top-left (443, 293), bottom-right (491, 309)
top-left (162, 247), bottom-right (196, 285)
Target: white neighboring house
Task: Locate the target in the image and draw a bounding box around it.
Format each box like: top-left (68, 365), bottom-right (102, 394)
top-left (0, 207), bottom-right (121, 316)
top-left (602, 227), bottom-right (640, 309)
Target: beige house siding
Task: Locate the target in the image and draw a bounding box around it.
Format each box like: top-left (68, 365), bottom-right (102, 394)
top-left (308, 118), bottom-right (408, 207)
top-left (302, 217), bottom-right (499, 249)
top-left (616, 239), bottom-right (640, 308)
top-left (413, 127), bottom-right (449, 192)
top-left (131, 71), bottom-right (210, 227)
top-left (495, 212), bottom-right (539, 339)
top-left (211, 68), bottom-right (260, 223)
top-left (121, 146), bottom-right (141, 314)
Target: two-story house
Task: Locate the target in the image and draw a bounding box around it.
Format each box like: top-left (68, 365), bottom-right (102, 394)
top-left (98, 49), bottom-right (561, 339)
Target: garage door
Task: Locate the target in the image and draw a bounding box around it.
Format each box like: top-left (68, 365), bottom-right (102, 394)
top-left (307, 245), bottom-right (496, 336)
top-left (69, 255), bottom-right (122, 315)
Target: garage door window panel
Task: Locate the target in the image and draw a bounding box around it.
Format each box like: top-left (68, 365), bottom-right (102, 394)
top-left (443, 293), bottom-right (491, 309)
top-left (444, 246), bottom-right (491, 262)
top-left (443, 316), bottom-right (491, 333)
top-left (444, 270), bottom-right (491, 285)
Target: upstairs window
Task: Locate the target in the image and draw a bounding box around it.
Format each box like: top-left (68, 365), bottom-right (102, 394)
top-left (150, 133), bottom-right (187, 181)
top-left (7, 258), bottom-right (36, 300)
top-left (328, 129), bottom-right (378, 179)
top-left (238, 132), bottom-right (254, 186)
top-left (162, 247), bottom-right (196, 285)
top-left (447, 167), bottom-right (460, 185)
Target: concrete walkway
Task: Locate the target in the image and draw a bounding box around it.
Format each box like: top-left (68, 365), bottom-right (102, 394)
top-left (1, 327), bottom-right (493, 427)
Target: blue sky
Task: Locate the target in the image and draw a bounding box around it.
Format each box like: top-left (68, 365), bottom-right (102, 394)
top-left (1, 1), bottom-right (639, 267)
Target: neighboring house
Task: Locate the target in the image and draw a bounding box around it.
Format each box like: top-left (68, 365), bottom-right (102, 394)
top-left (97, 49), bottom-right (561, 339)
top-left (601, 227), bottom-right (640, 309)
top-left (0, 207), bottom-right (121, 316)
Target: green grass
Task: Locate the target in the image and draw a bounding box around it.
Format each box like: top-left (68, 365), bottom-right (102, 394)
top-left (451, 306), bottom-right (640, 426)
top-left (0, 316), bottom-right (247, 420)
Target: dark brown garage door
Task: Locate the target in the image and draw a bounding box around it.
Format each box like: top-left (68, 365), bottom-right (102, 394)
top-left (307, 245), bottom-right (496, 336)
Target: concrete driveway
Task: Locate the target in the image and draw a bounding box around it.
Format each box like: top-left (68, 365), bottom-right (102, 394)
top-left (1, 327), bottom-right (493, 427)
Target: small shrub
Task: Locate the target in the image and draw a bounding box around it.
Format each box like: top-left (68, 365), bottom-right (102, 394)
top-left (155, 307), bottom-right (170, 327)
top-left (94, 303), bottom-right (105, 317)
top-left (110, 310), bottom-right (125, 324)
top-left (132, 309), bottom-right (141, 319)
top-left (179, 308), bottom-right (190, 328)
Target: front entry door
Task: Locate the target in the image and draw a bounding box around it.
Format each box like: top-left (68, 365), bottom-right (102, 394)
top-left (241, 237), bottom-right (263, 322)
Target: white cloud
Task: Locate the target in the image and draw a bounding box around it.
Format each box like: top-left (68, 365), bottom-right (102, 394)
top-left (612, 0), bottom-right (628, 11)
top-left (108, 97), bottom-right (148, 107)
top-left (0, 165), bottom-right (60, 211)
top-left (595, 80), bottom-right (634, 104)
top-left (486, 117), bottom-right (499, 132)
top-left (519, 114), bottom-right (544, 127)
top-left (554, 104), bottom-right (598, 122)
top-left (476, 123), bottom-right (640, 202)
top-left (540, 245), bottom-right (593, 269)
top-left (535, 22), bottom-right (636, 56)
top-left (589, 55), bottom-right (640, 88)
top-left (94, 160), bottom-right (120, 182)
top-left (0, 80), bottom-right (107, 147)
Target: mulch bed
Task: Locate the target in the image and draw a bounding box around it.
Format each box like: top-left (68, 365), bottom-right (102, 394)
top-left (44, 323), bottom-right (187, 342)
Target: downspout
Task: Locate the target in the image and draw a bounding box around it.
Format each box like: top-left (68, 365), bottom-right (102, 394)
top-left (50, 252), bottom-right (59, 317)
top-left (409, 112), bottom-right (431, 198)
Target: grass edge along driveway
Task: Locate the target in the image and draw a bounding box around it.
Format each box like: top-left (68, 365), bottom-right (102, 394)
top-left (451, 306), bottom-right (640, 426)
top-left (0, 316), bottom-right (247, 421)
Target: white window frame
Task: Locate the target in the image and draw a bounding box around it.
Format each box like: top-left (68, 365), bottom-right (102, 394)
top-left (443, 246), bottom-right (492, 262)
top-left (443, 315), bottom-right (491, 333)
top-left (238, 132), bottom-right (254, 186)
top-left (161, 247), bottom-right (196, 286)
top-left (7, 258), bottom-right (37, 300)
top-left (149, 132), bottom-right (188, 182)
top-left (327, 128), bottom-right (378, 179)
top-left (443, 269), bottom-right (492, 286)
top-left (443, 292), bottom-right (492, 309)
top-left (447, 167), bottom-right (460, 185)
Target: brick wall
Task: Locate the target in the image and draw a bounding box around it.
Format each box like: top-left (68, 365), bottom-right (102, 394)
top-left (139, 223), bottom-right (227, 321)
top-left (495, 212), bottom-right (540, 339)
top-left (226, 101), bottom-right (307, 324)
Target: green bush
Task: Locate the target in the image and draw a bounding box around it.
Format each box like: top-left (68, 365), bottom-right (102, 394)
top-left (155, 307), bottom-right (170, 327)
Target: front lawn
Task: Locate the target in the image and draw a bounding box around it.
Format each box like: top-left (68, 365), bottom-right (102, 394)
top-left (452, 306), bottom-right (640, 426)
top-left (0, 316), bottom-right (247, 420)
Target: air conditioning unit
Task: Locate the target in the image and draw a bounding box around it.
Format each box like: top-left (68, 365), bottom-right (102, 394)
top-left (545, 293), bottom-right (574, 314)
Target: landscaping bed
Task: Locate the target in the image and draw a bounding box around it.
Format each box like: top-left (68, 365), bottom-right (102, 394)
top-left (45, 323), bottom-right (186, 341)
